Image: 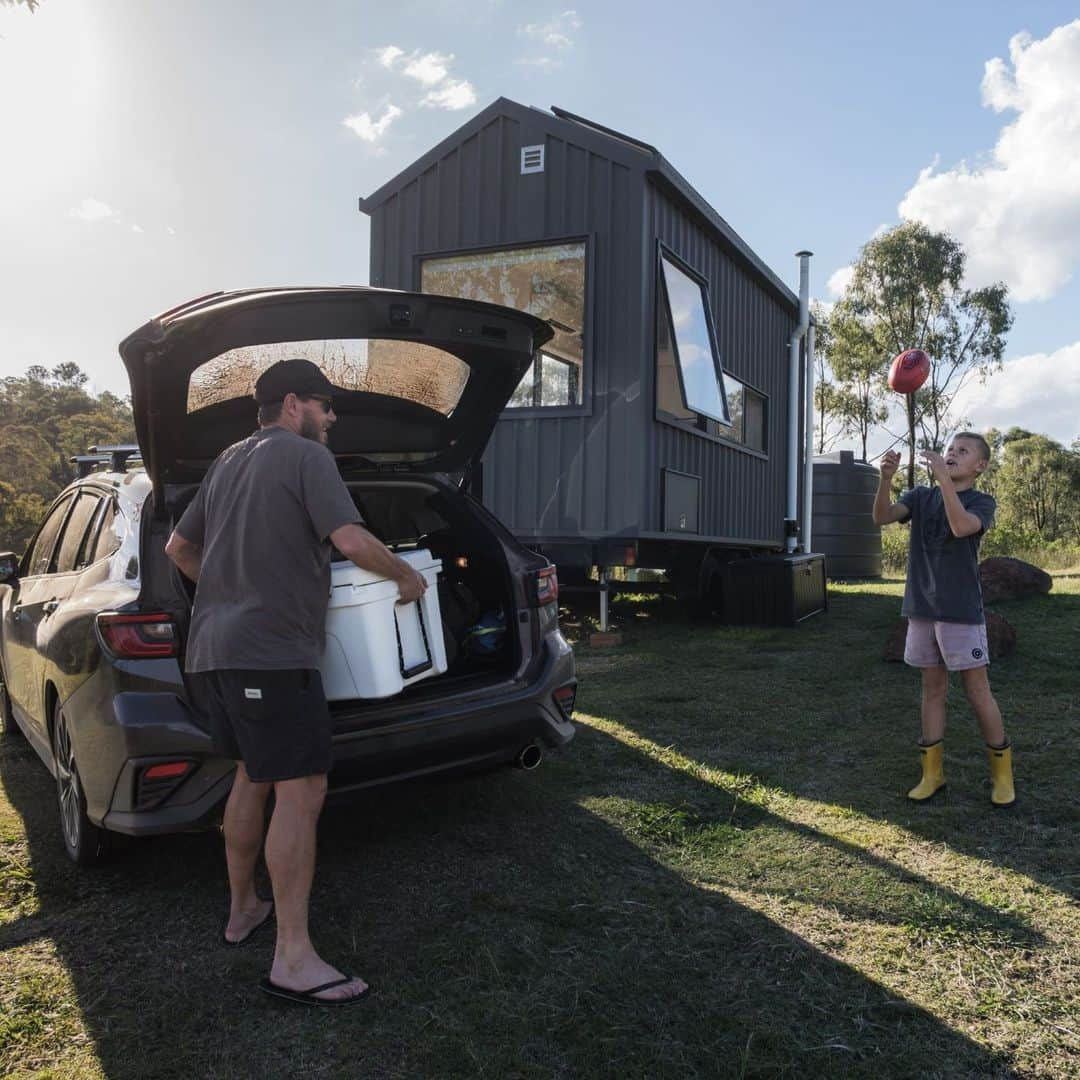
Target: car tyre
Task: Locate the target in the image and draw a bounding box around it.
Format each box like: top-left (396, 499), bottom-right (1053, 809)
top-left (52, 701), bottom-right (109, 865)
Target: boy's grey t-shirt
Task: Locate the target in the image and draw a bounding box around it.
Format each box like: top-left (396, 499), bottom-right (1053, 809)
top-left (898, 485), bottom-right (996, 624)
top-left (176, 426), bottom-right (361, 672)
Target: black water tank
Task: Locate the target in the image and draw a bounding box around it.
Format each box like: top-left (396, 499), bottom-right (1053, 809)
top-left (812, 450), bottom-right (882, 578)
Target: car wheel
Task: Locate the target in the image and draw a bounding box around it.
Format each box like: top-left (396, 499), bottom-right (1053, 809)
top-left (52, 701), bottom-right (108, 865)
top-left (0, 660), bottom-right (22, 740)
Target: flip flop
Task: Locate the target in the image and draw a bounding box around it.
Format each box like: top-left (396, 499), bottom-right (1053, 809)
top-left (222, 901), bottom-right (274, 947)
top-left (258, 976), bottom-right (372, 1007)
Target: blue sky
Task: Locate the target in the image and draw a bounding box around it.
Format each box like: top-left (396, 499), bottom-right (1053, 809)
top-left (2, 0), bottom-right (1078, 446)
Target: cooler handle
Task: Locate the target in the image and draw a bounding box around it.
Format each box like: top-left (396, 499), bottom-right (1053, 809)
top-left (396, 599), bottom-right (433, 680)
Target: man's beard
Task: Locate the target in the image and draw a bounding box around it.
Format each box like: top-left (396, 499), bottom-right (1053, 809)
top-left (300, 413), bottom-right (325, 443)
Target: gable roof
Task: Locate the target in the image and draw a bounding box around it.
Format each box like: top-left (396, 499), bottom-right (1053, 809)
top-left (357, 98), bottom-right (801, 312)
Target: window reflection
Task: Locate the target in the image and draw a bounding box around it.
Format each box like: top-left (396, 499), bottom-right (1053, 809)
top-left (660, 256), bottom-right (730, 424)
top-left (422, 242), bottom-right (586, 408)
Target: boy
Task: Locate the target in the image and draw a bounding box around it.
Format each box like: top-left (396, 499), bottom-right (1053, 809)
top-left (873, 433), bottom-right (1015, 807)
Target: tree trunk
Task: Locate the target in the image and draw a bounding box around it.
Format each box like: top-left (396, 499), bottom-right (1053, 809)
top-left (906, 393), bottom-right (917, 489)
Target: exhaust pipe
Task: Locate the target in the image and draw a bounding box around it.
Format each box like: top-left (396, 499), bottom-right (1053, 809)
top-left (516, 743), bottom-right (543, 770)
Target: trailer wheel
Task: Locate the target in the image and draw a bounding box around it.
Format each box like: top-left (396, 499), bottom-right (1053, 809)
top-left (668, 552), bottom-right (724, 619)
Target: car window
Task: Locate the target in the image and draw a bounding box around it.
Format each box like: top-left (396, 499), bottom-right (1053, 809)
top-left (24, 495), bottom-right (76, 577)
top-left (78, 496), bottom-right (109, 567)
top-left (54, 493), bottom-right (102, 574)
top-left (91, 499), bottom-right (122, 563)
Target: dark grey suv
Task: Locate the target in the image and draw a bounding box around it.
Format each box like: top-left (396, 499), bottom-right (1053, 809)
top-left (0, 287), bottom-right (577, 863)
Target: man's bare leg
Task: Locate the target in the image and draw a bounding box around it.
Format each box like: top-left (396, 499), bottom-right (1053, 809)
top-left (960, 666), bottom-right (1007, 747)
top-left (222, 761), bottom-right (274, 942)
top-left (265, 774), bottom-right (367, 1001)
top-left (920, 665), bottom-right (949, 744)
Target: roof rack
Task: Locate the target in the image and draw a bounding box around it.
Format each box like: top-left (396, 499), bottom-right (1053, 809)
top-left (71, 444), bottom-right (143, 478)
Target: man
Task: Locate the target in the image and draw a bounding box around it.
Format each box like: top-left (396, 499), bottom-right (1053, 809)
top-left (872, 433), bottom-right (1015, 808)
top-left (166, 357), bottom-right (427, 1005)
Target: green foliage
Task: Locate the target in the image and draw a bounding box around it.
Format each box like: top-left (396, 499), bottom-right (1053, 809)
top-left (0, 365), bottom-right (134, 554)
top-left (816, 299), bottom-right (890, 459)
top-left (983, 432), bottom-right (1080, 544)
top-left (880, 523), bottom-right (909, 573)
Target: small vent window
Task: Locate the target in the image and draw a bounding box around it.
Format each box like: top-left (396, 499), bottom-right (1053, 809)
top-left (520, 145), bottom-right (545, 174)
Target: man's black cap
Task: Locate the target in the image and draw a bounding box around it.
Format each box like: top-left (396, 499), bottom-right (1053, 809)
top-left (253, 358), bottom-right (335, 405)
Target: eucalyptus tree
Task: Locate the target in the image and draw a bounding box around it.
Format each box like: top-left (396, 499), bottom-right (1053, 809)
top-left (835, 222), bottom-right (1012, 488)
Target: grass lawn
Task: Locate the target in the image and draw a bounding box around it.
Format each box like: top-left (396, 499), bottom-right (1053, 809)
top-left (1, 576), bottom-right (1077, 1078)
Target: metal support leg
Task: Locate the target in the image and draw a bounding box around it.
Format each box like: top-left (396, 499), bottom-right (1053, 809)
top-left (599, 568), bottom-right (609, 632)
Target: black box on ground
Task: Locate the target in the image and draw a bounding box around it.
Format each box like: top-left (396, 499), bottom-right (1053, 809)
top-left (720, 553), bottom-right (827, 626)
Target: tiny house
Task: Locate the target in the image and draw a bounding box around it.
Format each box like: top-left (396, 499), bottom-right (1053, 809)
top-left (358, 98), bottom-right (823, 619)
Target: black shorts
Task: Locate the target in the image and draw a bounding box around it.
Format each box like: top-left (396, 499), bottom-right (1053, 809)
top-left (188, 669), bottom-right (332, 782)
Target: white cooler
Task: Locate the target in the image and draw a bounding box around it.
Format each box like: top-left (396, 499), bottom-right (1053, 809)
top-left (319, 549), bottom-right (447, 700)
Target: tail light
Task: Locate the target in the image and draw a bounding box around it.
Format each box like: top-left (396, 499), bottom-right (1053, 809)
top-left (533, 565), bottom-right (559, 606)
top-left (553, 682), bottom-right (577, 719)
top-left (136, 760), bottom-right (194, 809)
top-left (97, 612), bottom-right (178, 658)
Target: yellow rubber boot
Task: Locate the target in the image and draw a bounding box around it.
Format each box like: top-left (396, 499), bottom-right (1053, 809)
top-left (908, 740), bottom-right (946, 801)
top-left (986, 742), bottom-right (1016, 808)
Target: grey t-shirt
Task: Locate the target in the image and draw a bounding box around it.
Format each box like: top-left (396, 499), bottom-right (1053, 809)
top-left (898, 485), bottom-right (996, 624)
top-left (176, 426), bottom-right (361, 672)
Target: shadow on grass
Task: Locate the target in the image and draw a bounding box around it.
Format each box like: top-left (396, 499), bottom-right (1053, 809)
top-left (573, 583), bottom-right (1079, 903)
top-left (0, 720), bottom-right (1022, 1079)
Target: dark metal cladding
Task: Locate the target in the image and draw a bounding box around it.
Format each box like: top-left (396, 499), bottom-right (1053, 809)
top-left (360, 97), bottom-right (806, 561)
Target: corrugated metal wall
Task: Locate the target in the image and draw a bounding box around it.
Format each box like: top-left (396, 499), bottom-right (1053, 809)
top-left (366, 105), bottom-right (800, 553)
top-left (369, 112), bottom-right (648, 542)
top-left (646, 183), bottom-right (795, 545)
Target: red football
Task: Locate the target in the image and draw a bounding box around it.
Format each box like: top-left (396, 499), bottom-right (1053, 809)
top-left (888, 348), bottom-right (931, 394)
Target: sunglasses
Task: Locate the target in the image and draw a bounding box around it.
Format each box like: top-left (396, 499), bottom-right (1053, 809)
top-left (301, 395), bottom-right (334, 414)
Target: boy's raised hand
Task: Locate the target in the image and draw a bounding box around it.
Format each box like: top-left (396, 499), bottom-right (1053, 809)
top-left (880, 449), bottom-right (901, 481)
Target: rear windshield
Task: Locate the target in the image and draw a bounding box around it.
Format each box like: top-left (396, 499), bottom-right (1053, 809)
top-left (186, 339), bottom-right (470, 415)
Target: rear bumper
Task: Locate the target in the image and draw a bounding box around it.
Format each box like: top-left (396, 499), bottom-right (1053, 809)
top-left (100, 632), bottom-right (575, 835)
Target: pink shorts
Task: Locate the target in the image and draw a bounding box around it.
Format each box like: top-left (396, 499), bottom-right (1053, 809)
top-left (904, 618), bottom-right (989, 671)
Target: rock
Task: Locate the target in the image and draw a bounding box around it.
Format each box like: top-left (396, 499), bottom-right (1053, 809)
top-left (979, 556), bottom-right (1052, 604)
top-left (883, 612), bottom-right (1017, 663)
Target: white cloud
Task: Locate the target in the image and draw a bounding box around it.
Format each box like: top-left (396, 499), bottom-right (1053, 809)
top-left (403, 51), bottom-right (453, 87)
top-left (166, 225), bottom-right (176, 236)
top-left (70, 197), bottom-right (117, 223)
top-left (130, 223), bottom-right (144, 234)
top-left (343, 104), bottom-right (403, 142)
top-left (827, 265), bottom-right (854, 297)
top-left (898, 20), bottom-right (1080, 302)
top-left (375, 45), bottom-right (405, 69)
top-left (519, 10), bottom-right (582, 50)
top-left (516, 55), bottom-right (558, 70)
top-left (421, 79), bottom-right (477, 111)
top-left (949, 341), bottom-right (1080, 444)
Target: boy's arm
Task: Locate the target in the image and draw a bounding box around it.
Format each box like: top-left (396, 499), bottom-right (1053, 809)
top-left (919, 451), bottom-right (984, 537)
top-left (872, 450), bottom-right (911, 525)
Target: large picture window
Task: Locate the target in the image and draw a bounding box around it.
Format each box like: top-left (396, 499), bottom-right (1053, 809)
top-left (420, 241), bottom-right (586, 409)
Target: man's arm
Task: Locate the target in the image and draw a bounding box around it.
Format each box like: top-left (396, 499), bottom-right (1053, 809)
top-left (165, 530), bottom-right (202, 583)
top-left (919, 451), bottom-right (984, 537)
top-left (872, 450), bottom-right (912, 525)
top-left (330, 523), bottom-right (427, 604)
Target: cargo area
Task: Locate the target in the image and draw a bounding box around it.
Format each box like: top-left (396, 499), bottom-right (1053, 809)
top-left (336, 479), bottom-right (524, 698)
top-left (158, 476), bottom-right (528, 719)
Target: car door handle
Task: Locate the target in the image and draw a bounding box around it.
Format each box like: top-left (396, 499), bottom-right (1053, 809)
top-left (43, 601), bottom-right (59, 615)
